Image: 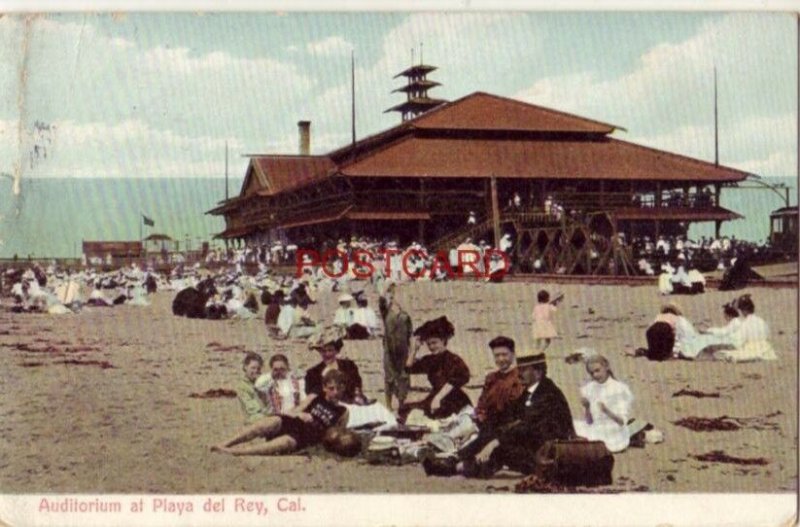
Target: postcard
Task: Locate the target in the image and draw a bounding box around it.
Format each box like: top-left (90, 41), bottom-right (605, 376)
top-left (0, 6), bottom-right (796, 527)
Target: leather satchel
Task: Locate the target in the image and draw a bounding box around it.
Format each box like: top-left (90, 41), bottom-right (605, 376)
top-left (533, 439), bottom-right (614, 487)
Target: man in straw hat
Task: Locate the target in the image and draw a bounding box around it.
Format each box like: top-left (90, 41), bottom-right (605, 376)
top-left (424, 352), bottom-right (574, 478)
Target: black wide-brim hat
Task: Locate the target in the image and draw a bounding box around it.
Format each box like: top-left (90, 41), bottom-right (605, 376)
top-left (517, 352), bottom-right (547, 368)
top-left (413, 316), bottom-right (455, 341)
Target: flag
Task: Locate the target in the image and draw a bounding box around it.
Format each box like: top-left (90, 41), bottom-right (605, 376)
top-left (142, 214), bottom-right (155, 227)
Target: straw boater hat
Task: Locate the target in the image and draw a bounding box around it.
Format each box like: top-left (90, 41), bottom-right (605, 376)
top-left (664, 302), bottom-right (682, 316)
top-left (338, 293), bottom-right (354, 304)
top-left (413, 316), bottom-right (455, 341)
top-left (308, 327), bottom-right (345, 351)
top-left (516, 352), bottom-right (547, 368)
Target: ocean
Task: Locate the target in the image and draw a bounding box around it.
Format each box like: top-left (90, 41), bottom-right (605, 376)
top-left (0, 176), bottom-right (795, 259)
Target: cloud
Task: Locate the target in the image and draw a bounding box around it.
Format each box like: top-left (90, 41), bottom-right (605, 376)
top-left (18, 119), bottom-right (245, 178)
top-left (306, 36), bottom-right (351, 56)
top-left (513, 14), bottom-right (795, 178)
top-left (630, 113), bottom-right (796, 177)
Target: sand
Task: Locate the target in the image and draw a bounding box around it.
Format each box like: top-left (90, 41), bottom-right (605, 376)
top-left (0, 280), bottom-right (795, 494)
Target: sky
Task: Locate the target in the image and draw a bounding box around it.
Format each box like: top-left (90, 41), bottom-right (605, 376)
top-left (0, 12), bottom-right (797, 185)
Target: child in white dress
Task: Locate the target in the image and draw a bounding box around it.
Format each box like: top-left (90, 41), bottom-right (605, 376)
top-left (573, 354), bottom-right (634, 453)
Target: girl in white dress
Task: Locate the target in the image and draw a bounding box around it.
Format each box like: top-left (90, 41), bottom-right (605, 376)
top-left (573, 354), bottom-right (634, 453)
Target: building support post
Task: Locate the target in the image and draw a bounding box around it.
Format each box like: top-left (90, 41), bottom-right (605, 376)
top-left (599, 180), bottom-right (606, 208)
top-left (490, 176), bottom-right (502, 247)
top-left (714, 220), bottom-right (721, 239)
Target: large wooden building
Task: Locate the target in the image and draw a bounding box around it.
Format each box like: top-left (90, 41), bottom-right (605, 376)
top-left (209, 72), bottom-right (751, 274)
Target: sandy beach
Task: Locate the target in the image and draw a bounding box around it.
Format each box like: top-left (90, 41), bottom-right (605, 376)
top-left (0, 280), bottom-right (795, 494)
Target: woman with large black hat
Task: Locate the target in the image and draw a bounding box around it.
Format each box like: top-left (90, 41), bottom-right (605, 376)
top-left (400, 316), bottom-right (472, 421)
top-left (305, 328), bottom-right (366, 405)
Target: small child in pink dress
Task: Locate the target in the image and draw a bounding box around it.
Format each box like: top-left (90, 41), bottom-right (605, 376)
top-left (532, 289), bottom-right (561, 352)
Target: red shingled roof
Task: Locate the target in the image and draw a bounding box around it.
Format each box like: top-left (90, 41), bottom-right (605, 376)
top-left (328, 92), bottom-right (620, 161)
top-left (339, 135), bottom-right (750, 183)
top-left (411, 92), bottom-right (620, 133)
top-left (247, 156), bottom-right (335, 196)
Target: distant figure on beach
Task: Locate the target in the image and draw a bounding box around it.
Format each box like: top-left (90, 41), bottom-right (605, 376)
top-left (352, 295), bottom-right (380, 338)
top-left (574, 354), bottom-right (633, 453)
top-left (275, 297), bottom-right (317, 339)
top-left (716, 295), bottom-right (777, 362)
top-left (212, 369), bottom-right (350, 456)
top-left (263, 290), bottom-right (284, 327)
top-left (531, 289), bottom-right (562, 352)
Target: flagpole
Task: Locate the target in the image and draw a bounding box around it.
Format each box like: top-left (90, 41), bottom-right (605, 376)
top-left (713, 65), bottom-right (719, 166)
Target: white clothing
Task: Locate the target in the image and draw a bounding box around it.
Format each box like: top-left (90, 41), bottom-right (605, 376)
top-left (657, 272), bottom-right (673, 295)
top-left (352, 306), bottom-right (380, 335)
top-left (276, 305), bottom-right (295, 336)
top-left (707, 317), bottom-right (742, 338)
top-left (573, 377), bottom-right (633, 453)
top-left (342, 402), bottom-right (398, 429)
top-left (687, 269), bottom-right (706, 286)
top-left (255, 373), bottom-right (306, 414)
top-left (671, 266), bottom-right (691, 287)
top-left (723, 314), bottom-right (777, 362)
top-left (672, 316), bottom-right (697, 355)
top-left (333, 306), bottom-right (354, 328)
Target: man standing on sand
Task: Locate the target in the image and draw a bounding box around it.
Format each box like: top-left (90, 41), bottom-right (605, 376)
top-left (379, 288), bottom-right (412, 410)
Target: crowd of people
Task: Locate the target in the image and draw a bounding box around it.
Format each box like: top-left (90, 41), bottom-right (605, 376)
top-left (0, 240), bottom-right (781, 485)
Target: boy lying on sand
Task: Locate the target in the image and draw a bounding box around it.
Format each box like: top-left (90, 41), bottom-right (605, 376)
top-left (212, 369), bottom-right (349, 456)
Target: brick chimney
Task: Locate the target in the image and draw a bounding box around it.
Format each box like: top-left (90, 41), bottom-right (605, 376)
top-left (298, 120), bottom-right (310, 155)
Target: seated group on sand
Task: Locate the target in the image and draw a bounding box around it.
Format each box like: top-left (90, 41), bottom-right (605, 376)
top-left (216, 305), bottom-right (639, 481)
top-left (641, 294), bottom-right (777, 362)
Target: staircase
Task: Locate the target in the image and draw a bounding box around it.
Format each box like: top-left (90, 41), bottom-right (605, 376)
top-left (430, 217), bottom-right (494, 252)
top-left (430, 209), bottom-right (563, 252)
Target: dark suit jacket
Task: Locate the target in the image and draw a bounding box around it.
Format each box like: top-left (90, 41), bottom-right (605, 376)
top-left (493, 376), bottom-right (575, 452)
top-left (304, 358), bottom-right (363, 403)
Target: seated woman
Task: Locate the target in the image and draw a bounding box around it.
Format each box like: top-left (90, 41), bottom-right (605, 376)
top-left (400, 316), bottom-right (472, 421)
top-left (275, 298), bottom-right (317, 339)
top-left (352, 295), bottom-right (381, 338)
top-left (255, 354), bottom-right (306, 415)
top-left (236, 352), bottom-right (270, 424)
top-left (305, 329), bottom-right (367, 405)
top-left (718, 295), bottom-right (778, 362)
top-left (212, 369), bottom-right (350, 456)
top-left (573, 354), bottom-right (633, 453)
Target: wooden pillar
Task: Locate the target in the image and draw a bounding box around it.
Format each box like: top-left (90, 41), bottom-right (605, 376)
top-left (490, 176), bottom-right (501, 247)
top-left (714, 220), bottom-right (721, 239)
top-left (655, 182), bottom-right (662, 208)
top-left (418, 178), bottom-right (426, 245)
top-left (599, 180), bottom-right (606, 208)
top-left (714, 183), bottom-right (721, 207)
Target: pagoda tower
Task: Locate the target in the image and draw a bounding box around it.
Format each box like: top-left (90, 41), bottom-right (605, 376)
top-left (386, 61), bottom-right (446, 121)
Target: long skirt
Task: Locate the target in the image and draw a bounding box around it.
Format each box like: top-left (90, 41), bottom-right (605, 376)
top-left (645, 322), bottom-right (674, 361)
